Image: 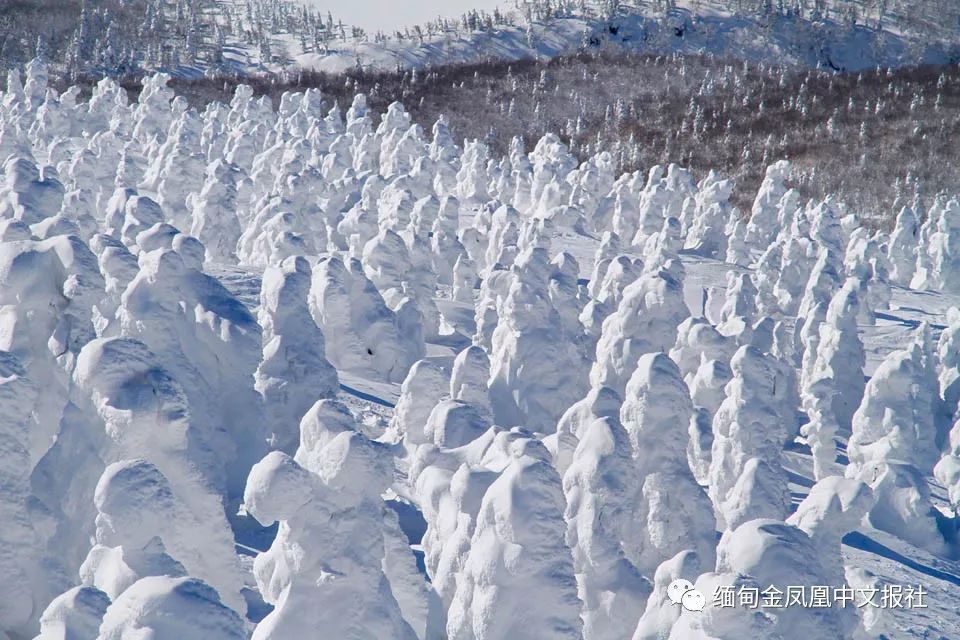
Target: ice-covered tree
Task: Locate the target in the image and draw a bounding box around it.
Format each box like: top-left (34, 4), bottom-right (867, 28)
top-left (590, 264), bottom-right (688, 395)
top-left (117, 247), bottom-right (265, 495)
top-left (887, 206), bottom-right (919, 286)
top-left (938, 307), bottom-right (960, 423)
top-left (424, 399), bottom-right (491, 449)
top-left (256, 255), bottom-right (339, 454)
top-left (724, 211), bottom-right (751, 267)
top-left (33, 586), bottom-right (111, 640)
top-left (803, 278), bottom-right (866, 433)
top-left (709, 345), bottom-right (791, 529)
top-left (716, 271), bottom-right (757, 340)
top-left (745, 160), bottom-right (790, 247)
top-left (631, 550), bottom-right (702, 640)
top-left (802, 377), bottom-right (842, 480)
top-left (620, 353), bottom-right (717, 574)
top-left (97, 576), bottom-right (246, 640)
top-left (668, 520), bottom-right (858, 639)
top-left (563, 416), bottom-right (650, 640)
top-left (449, 345), bottom-right (493, 415)
top-left (0, 351), bottom-right (43, 639)
top-left (847, 335), bottom-right (946, 553)
top-left (787, 476), bottom-right (875, 585)
top-left (796, 245), bottom-right (843, 320)
top-left (244, 412), bottom-right (418, 639)
top-left (189, 159), bottom-right (244, 263)
top-left (78, 458), bottom-right (246, 613)
top-left (446, 439), bottom-right (582, 640)
top-left (488, 251), bottom-right (589, 433)
top-left (0, 233), bottom-right (104, 464)
top-left (549, 384), bottom-right (623, 476)
top-left (684, 172), bottom-right (734, 259)
top-left (848, 336), bottom-right (939, 472)
top-left (392, 359), bottom-right (451, 446)
top-left (309, 254), bottom-right (424, 383)
top-left (924, 198), bottom-right (960, 293)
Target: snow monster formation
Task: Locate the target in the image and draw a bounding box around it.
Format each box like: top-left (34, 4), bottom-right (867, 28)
top-left (0, 60), bottom-right (954, 639)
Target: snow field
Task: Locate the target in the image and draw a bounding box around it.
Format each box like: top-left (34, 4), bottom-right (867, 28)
top-left (1, 56), bottom-right (959, 640)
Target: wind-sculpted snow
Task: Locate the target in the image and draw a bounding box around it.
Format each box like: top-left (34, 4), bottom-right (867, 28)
top-left (79, 458), bottom-right (245, 613)
top-left (256, 255), bottom-right (339, 453)
top-left (243, 406), bottom-right (420, 640)
top-left (97, 576), bottom-right (247, 640)
top-left (0, 350), bottom-right (43, 637)
top-left (34, 585), bottom-right (111, 640)
top-left (1, 57), bottom-right (959, 639)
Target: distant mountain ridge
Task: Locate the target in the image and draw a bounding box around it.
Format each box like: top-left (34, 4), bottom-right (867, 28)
top-left (1, 0), bottom-right (958, 80)
top-left (296, 6), bottom-right (960, 74)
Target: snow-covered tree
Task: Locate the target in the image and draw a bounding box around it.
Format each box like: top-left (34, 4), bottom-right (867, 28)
top-left (393, 359), bottom-right (451, 446)
top-left (0, 351), bottom-right (43, 639)
top-left (847, 334), bottom-right (946, 553)
top-left (590, 264), bottom-right (688, 395)
top-left (887, 206), bottom-right (920, 286)
top-left (620, 353), bottom-right (717, 574)
top-left (190, 159), bottom-right (244, 263)
top-left (746, 160), bottom-right (790, 247)
top-left (848, 335), bottom-right (939, 472)
top-left (447, 439), bottom-right (582, 640)
top-left (631, 550), bottom-right (702, 640)
top-left (668, 519), bottom-right (858, 639)
top-left (684, 172), bottom-right (733, 258)
top-left (97, 576), bottom-right (247, 640)
top-left (117, 247), bottom-right (265, 495)
top-left (488, 250), bottom-right (588, 433)
top-left (309, 254), bottom-right (424, 382)
top-left (78, 458), bottom-right (246, 613)
top-left (34, 586), bottom-right (111, 640)
top-left (449, 345), bottom-right (493, 415)
top-left (803, 278), bottom-right (866, 433)
top-left (787, 476), bottom-right (875, 585)
top-left (244, 411), bottom-right (418, 639)
top-left (563, 416), bottom-right (650, 640)
top-left (709, 345), bottom-right (791, 529)
top-left (256, 255), bottom-right (339, 453)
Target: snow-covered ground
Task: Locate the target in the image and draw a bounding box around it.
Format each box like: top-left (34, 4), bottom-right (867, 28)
top-left (300, 0), bottom-right (509, 33)
top-left (3, 54), bottom-right (960, 640)
top-left (217, 0), bottom-right (960, 75)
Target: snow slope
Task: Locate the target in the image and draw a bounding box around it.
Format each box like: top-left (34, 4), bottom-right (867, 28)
top-left (299, 0), bottom-right (509, 33)
top-left (274, 2), bottom-right (960, 74)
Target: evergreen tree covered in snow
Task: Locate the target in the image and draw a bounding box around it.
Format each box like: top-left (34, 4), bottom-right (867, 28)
top-left (709, 345), bottom-right (791, 529)
top-left (620, 353), bottom-right (717, 574)
top-left (256, 255), bottom-right (339, 454)
top-left (244, 405), bottom-right (418, 639)
top-left (847, 334), bottom-right (946, 553)
top-left (590, 264), bottom-right (688, 395)
top-left (563, 415), bottom-right (650, 640)
top-left (446, 439), bottom-right (582, 640)
top-left (804, 277), bottom-right (866, 434)
top-left (0, 351), bottom-right (43, 639)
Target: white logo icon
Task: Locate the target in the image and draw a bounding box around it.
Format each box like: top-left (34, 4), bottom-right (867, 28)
top-left (668, 579), bottom-right (706, 612)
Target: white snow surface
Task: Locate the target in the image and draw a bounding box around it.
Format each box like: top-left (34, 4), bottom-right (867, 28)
top-left (1, 57), bottom-right (960, 640)
top-left (231, 1), bottom-right (960, 76)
